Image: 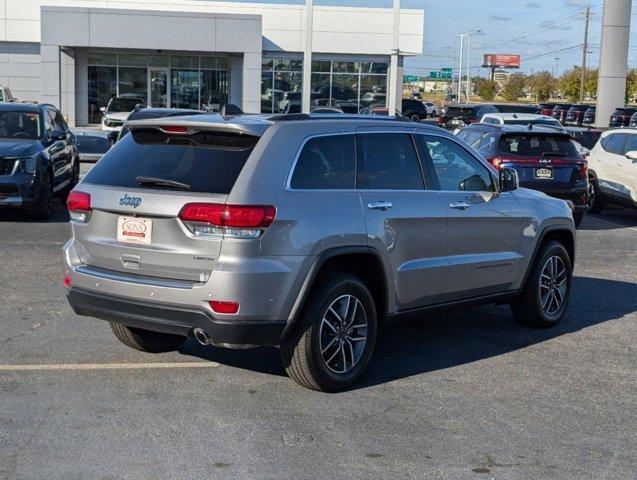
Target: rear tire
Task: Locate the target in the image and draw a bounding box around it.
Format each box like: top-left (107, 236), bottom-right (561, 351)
top-left (573, 209), bottom-right (583, 228)
top-left (586, 177), bottom-right (605, 214)
top-left (280, 273), bottom-right (377, 392)
top-left (109, 322), bottom-right (186, 353)
top-left (511, 240), bottom-right (572, 328)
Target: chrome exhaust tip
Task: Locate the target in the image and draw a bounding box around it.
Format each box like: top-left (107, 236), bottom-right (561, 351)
top-left (193, 328), bottom-right (211, 346)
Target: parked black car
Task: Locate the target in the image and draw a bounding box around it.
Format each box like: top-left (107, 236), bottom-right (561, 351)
top-left (565, 105), bottom-right (590, 126)
top-left (551, 104), bottom-right (572, 123)
top-left (564, 126), bottom-right (602, 151)
top-left (0, 103), bottom-right (78, 219)
top-left (71, 128), bottom-right (112, 163)
top-left (456, 123), bottom-right (588, 226)
top-left (493, 104), bottom-right (540, 114)
top-left (582, 106), bottom-right (596, 125)
top-left (609, 107), bottom-right (637, 127)
top-left (438, 103), bottom-right (498, 129)
top-left (401, 99), bottom-right (428, 121)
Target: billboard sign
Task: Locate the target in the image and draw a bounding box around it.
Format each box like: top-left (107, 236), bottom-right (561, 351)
top-left (482, 54), bottom-right (520, 69)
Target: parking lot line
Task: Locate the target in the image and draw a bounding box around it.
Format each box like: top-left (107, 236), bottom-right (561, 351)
top-left (585, 216), bottom-right (637, 233)
top-left (0, 361), bottom-right (220, 371)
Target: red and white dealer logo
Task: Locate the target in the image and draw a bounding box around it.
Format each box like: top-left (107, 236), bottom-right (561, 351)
top-left (121, 219), bottom-right (147, 238)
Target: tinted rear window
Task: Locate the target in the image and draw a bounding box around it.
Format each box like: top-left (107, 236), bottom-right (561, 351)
top-left (498, 134), bottom-right (578, 157)
top-left (445, 107), bottom-right (475, 118)
top-left (359, 133), bottom-right (424, 190)
top-left (290, 135), bottom-right (356, 189)
top-left (83, 129), bottom-right (257, 194)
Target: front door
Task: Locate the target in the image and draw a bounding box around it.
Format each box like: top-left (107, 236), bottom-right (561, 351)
top-left (148, 69), bottom-right (169, 108)
top-left (617, 133), bottom-right (637, 204)
top-left (419, 134), bottom-right (523, 301)
top-left (357, 131), bottom-right (449, 311)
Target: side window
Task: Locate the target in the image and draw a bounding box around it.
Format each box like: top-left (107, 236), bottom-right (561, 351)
top-left (52, 110), bottom-right (68, 132)
top-left (603, 134), bottom-right (628, 155)
top-left (624, 134), bottom-right (637, 153)
top-left (423, 136), bottom-right (495, 192)
top-left (476, 133), bottom-right (496, 154)
top-left (359, 133), bottom-right (424, 190)
top-left (43, 110), bottom-right (55, 135)
top-left (290, 134), bottom-right (356, 189)
top-left (0, 90), bottom-right (3, 102)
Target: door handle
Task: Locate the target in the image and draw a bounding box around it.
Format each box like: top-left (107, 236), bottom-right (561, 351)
top-left (450, 201), bottom-right (471, 210)
top-left (367, 201), bottom-right (393, 211)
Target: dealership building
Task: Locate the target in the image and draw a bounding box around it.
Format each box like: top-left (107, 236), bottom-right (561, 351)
top-left (0, 1), bottom-right (423, 126)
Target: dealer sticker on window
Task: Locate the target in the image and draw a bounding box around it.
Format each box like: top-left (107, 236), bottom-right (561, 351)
top-left (117, 217), bottom-right (152, 245)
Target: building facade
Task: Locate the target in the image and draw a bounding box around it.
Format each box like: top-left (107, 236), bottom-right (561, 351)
top-left (0, 1), bottom-right (424, 126)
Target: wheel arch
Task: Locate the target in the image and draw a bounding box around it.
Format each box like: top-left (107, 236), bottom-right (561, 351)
top-left (282, 246), bottom-right (390, 339)
top-left (521, 226), bottom-right (575, 288)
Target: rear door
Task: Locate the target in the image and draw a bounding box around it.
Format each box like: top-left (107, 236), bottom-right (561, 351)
top-left (594, 133), bottom-right (629, 198)
top-left (617, 134), bottom-right (637, 203)
top-left (357, 130), bottom-right (449, 310)
top-left (419, 134), bottom-right (523, 300)
top-left (73, 126), bottom-right (258, 282)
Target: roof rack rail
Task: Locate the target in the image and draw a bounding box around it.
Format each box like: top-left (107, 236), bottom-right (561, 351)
top-left (266, 113), bottom-right (312, 122)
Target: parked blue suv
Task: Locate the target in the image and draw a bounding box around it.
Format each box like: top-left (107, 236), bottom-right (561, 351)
top-left (0, 103), bottom-right (79, 219)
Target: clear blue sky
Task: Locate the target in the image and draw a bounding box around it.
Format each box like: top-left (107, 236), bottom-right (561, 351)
top-left (212, 0), bottom-right (637, 77)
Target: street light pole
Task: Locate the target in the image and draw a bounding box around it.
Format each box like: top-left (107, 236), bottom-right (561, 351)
top-left (466, 33), bottom-right (472, 102)
top-left (457, 34), bottom-right (464, 101)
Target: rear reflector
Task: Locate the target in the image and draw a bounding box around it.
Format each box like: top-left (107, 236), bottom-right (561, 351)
top-left (63, 273), bottom-right (72, 289)
top-left (209, 300), bottom-right (239, 315)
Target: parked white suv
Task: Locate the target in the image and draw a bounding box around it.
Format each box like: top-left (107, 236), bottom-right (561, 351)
top-left (480, 113), bottom-right (565, 131)
top-left (423, 102), bottom-right (438, 117)
top-left (587, 128), bottom-right (637, 213)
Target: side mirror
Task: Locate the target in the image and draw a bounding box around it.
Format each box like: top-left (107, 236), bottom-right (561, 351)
top-left (99, 106), bottom-right (106, 113)
top-left (459, 174), bottom-right (488, 192)
top-left (625, 150), bottom-right (637, 161)
top-left (499, 167), bottom-right (519, 192)
top-left (47, 129), bottom-right (66, 142)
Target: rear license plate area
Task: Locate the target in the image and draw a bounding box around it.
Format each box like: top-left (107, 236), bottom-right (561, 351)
top-left (117, 216), bottom-right (153, 245)
top-left (534, 168), bottom-right (554, 180)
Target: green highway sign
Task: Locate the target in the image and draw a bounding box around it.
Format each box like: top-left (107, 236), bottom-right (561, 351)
top-left (429, 69), bottom-right (452, 80)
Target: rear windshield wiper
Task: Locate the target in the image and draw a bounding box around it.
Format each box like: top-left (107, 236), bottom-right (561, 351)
top-left (135, 176), bottom-right (191, 190)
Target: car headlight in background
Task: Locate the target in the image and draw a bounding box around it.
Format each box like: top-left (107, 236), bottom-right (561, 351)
top-left (5, 156), bottom-right (38, 175)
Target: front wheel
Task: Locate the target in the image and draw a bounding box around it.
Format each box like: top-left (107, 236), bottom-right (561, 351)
top-left (280, 274), bottom-right (377, 392)
top-left (511, 240), bottom-right (572, 328)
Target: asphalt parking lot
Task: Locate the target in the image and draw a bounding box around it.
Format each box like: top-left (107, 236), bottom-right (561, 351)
top-left (1, 196), bottom-right (636, 480)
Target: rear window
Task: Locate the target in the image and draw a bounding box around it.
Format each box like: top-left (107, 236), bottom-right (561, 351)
top-left (290, 135), bottom-right (356, 189)
top-left (498, 134), bottom-right (578, 157)
top-left (445, 107), bottom-right (475, 118)
top-left (83, 128), bottom-right (258, 194)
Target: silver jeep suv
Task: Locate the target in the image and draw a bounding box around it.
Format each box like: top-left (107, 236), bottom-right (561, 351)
top-left (63, 114), bottom-right (576, 391)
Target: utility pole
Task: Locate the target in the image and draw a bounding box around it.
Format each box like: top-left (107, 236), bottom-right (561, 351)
top-left (579, 6), bottom-right (590, 103)
top-left (301, 0), bottom-right (313, 113)
top-left (466, 33), bottom-right (472, 102)
top-left (457, 34), bottom-right (464, 101)
top-left (388, 0), bottom-right (400, 113)
top-left (554, 57), bottom-right (560, 77)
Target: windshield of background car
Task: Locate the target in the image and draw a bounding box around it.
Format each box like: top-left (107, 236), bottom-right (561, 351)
top-left (83, 128), bottom-right (258, 194)
top-left (0, 111), bottom-right (40, 140)
top-left (107, 98), bottom-right (139, 112)
top-left (498, 134), bottom-right (578, 157)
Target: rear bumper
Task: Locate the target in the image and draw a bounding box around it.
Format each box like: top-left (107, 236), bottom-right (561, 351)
top-left (533, 186), bottom-right (588, 207)
top-left (67, 288), bottom-right (287, 346)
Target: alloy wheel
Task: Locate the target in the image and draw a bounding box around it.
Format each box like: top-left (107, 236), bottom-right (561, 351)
top-left (319, 294), bottom-right (368, 374)
top-left (539, 256), bottom-right (568, 316)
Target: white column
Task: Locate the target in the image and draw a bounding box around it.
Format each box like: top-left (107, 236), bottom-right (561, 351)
top-left (241, 52), bottom-right (262, 114)
top-left (387, 0), bottom-right (400, 113)
top-left (596, 0), bottom-right (633, 128)
top-left (301, 0), bottom-right (313, 114)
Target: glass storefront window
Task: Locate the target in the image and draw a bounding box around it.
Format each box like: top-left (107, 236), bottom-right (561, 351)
top-left (332, 74), bottom-right (359, 110)
top-left (261, 72), bottom-right (274, 113)
top-left (361, 62), bottom-right (388, 74)
top-left (360, 75), bottom-right (387, 107)
top-left (171, 70), bottom-right (200, 109)
top-left (262, 58), bottom-right (273, 71)
top-left (87, 52), bottom-right (116, 66)
top-left (332, 61), bottom-right (360, 73)
top-left (311, 61), bottom-right (331, 73)
top-left (201, 57), bottom-right (228, 70)
top-left (261, 57), bottom-right (303, 113)
top-left (310, 73), bottom-right (331, 106)
top-left (201, 70), bottom-right (228, 112)
top-left (149, 55), bottom-right (169, 67)
top-left (275, 72), bottom-right (302, 113)
top-left (118, 67), bottom-right (147, 101)
top-left (119, 54), bottom-right (148, 66)
top-left (172, 56), bottom-right (199, 69)
top-left (88, 66), bottom-right (116, 123)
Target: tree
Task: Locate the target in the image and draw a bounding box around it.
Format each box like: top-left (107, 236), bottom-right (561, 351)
top-left (502, 75), bottom-right (526, 102)
top-left (626, 69), bottom-right (637, 103)
top-left (585, 68), bottom-right (598, 99)
top-left (559, 68), bottom-right (581, 102)
top-left (475, 77), bottom-right (497, 101)
top-left (528, 71), bottom-right (556, 102)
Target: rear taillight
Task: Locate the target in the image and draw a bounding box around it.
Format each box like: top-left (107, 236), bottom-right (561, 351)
top-left (438, 117), bottom-right (444, 125)
top-left (179, 203), bottom-right (276, 238)
top-left (487, 157), bottom-right (503, 170)
top-left (67, 191), bottom-right (91, 222)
